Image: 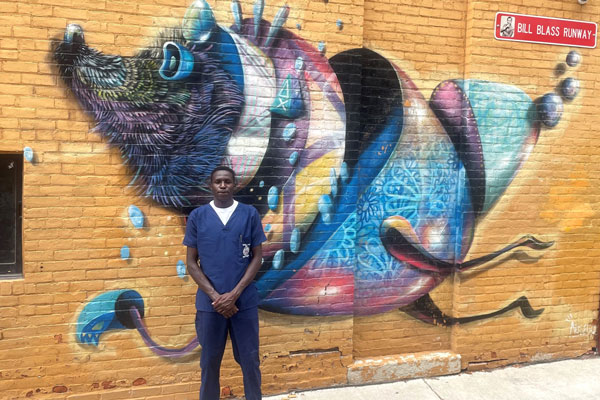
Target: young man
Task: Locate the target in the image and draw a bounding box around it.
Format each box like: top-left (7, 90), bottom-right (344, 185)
top-left (183, 166), bottom-right (267, 400)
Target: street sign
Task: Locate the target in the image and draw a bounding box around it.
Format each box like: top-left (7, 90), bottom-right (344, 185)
top-left (495, 12), bottom-right (597, 48)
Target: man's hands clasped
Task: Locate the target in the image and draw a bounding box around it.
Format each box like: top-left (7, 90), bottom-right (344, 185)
top-left (211, 291), bottom-right (239, 318)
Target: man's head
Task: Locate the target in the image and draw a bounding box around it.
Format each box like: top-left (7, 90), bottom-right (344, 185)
top-left (210, 166), bottom-right (236, 183)
top-left (506, 16), bottom-right (512, 24)
top-left (210, 166), bottom-right (236, 207)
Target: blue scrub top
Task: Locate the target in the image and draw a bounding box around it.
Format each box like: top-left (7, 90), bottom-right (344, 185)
top-left (183, 202), bottom-right (267, 312)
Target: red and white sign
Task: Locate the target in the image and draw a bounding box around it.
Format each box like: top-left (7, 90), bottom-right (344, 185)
top-left (495, 12), bottom-right (597, 48)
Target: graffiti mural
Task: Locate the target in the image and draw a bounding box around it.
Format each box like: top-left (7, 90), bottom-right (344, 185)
top-left (53, 0), bottom-right (580, 356)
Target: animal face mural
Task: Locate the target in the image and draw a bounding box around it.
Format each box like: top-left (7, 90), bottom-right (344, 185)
top-left (53, 0), bottom-right (580, 356)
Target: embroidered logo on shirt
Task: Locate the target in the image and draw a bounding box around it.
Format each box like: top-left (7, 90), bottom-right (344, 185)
top-left (242, 243), bottom-right (251, 258)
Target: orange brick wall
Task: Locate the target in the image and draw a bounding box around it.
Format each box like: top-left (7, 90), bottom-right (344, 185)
top-left (0, 0), bottom-right (599, 398)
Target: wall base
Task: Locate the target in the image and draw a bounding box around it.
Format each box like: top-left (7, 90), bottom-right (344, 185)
top-left (347, 351), bottom-right (461, 385)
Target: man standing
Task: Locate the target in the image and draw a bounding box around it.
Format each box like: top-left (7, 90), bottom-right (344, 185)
top-left (184, 166), bottom-right (267, 400)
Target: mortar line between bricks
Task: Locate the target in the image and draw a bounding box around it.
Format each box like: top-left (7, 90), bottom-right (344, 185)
top-left (423, 379), bottom-right (444, 400)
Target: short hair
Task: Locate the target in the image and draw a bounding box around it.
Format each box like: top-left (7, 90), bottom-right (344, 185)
top-left (210, 165), bottom-right (236, 182)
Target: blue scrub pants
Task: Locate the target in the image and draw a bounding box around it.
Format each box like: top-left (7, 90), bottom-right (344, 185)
top-left (195, 307), bottom-right (261, 400)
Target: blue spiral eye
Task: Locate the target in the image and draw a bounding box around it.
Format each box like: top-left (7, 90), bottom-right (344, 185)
top-left (159, 41), bottom-right (195, 81)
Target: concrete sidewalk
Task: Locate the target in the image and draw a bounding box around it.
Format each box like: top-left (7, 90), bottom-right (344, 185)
top-left (264, 356), bottom-right (600, 400)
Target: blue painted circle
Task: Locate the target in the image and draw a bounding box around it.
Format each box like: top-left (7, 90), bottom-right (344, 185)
top-left (128, 205), bottom-right (145, 229)
top-left (560, 77), bottom-right (580, 100)
top-left (318, 194), bottom-right (333, 223)
top-left (120, 245), bottom-right (130, 260)
top-left (566, 51), bottom-right (581, 67)
top-left (537, 93), bottom-right (563, 127)
top-left (23, 147), bottom-right (34, 162)
top-left (330, 168), bottom-right (338, 196)
top-left (340, 162), bottom-right (349, 183)
top-left (176, 260), bottom-right (186, 278)
top-left (273, 249), bottom-right (284, 270)
top-left (282, 123), bottom-right (296, 142)
top-left (267, 186), bottom-right (279, 211)
top-left (290, 228), bottom-right (301, 253)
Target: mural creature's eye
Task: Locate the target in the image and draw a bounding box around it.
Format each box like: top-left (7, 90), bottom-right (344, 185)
top-left (159, 41), bottom-right (195, 81)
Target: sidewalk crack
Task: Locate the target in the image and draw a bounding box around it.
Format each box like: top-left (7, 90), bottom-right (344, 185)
top-left (423, 379), bottom-right (444, 400)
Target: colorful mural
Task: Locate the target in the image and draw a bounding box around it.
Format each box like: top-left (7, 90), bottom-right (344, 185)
top-left (53, 0), bottom-right (580, 356)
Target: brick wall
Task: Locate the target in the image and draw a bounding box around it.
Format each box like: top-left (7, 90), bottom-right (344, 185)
top-left (1, 0), bottom-right (599, 398)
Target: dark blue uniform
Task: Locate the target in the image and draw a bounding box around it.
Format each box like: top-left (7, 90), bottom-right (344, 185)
top-left (184, 202), bottom-right (267, 400)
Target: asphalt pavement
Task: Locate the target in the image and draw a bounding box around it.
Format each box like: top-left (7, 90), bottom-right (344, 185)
top-left (264, 356), bottom-right (600, 400)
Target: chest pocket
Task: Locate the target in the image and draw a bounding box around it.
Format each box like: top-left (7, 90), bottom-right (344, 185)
top-left (236, 231), bottom-right (254, 260)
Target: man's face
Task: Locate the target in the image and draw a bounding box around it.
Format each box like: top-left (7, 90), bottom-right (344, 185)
top-left (210, 170), bottom-right (236, 204)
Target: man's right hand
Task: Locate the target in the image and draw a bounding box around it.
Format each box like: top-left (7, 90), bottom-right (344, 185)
top-left (218, 304), bottom-right (239, 318)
